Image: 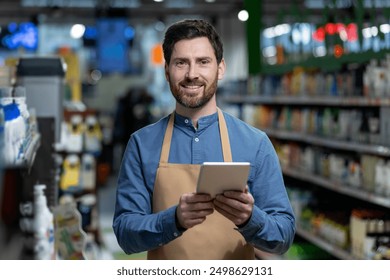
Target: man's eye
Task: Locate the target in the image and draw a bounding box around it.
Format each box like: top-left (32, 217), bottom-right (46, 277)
top-left (176, 61), bottom-right (186, 66)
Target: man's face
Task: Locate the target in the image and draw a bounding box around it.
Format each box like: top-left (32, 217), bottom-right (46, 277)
top-left (165, 37), bottom-right (225, 109)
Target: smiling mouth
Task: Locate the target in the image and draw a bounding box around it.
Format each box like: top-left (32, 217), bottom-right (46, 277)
top-left (182, 84), bottom-right (203, 89)
top-left (180, 82), bottom-right (204, 93)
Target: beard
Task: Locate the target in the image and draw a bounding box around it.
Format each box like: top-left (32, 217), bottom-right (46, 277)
top-left (168, 72), bottom-right (219, 109)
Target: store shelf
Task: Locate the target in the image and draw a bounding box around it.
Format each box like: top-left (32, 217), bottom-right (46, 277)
top-left (263, 128), bottom-right (390, 157)
top-left (295, 225), bottom-right (355, 260)
top-left (283, 167), bottom-right (390, 208)
top-left (221, 95), bottom-right (390, 107)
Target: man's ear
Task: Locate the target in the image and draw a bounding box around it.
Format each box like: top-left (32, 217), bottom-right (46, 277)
top-left (218, 58), bottom-right (226, 80)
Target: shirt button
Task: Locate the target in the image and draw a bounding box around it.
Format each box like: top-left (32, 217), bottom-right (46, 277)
top-left (184, 119), bottom-right (189, 124)
top-left (194, 137), bottom-right (199, 142)
top-left (173, 232), bottom-right (179, 237)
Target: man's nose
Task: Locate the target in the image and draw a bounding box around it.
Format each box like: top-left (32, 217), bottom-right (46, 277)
top-left (186, 64), bottom-right (199, 79)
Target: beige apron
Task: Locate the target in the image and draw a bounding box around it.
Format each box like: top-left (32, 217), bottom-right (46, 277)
top-left (147, 108), bottom-right (254, 260)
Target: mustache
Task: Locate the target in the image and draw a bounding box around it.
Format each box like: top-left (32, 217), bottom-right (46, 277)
top-left (180, 79), bottom-right (204, 87)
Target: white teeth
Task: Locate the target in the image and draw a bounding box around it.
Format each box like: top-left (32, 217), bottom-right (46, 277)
top-left (183, 85), bottom-right (202, 89)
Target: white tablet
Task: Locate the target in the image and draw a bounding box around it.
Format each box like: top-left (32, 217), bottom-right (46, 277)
top-left (196, 162), bottom-right (250, 198)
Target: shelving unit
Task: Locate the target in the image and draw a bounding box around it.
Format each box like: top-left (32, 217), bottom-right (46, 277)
top-left (1, 57), bottom-right (84, 260)
top-left (221, 79), bottom-right (390, 260)
top-left (55, 108), bottom-right (104, 247)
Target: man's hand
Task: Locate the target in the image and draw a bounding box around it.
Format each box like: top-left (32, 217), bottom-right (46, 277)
top-left (176, 193), bottom-right (214, 229)
top-left (213, 186), bottom-right (254, 226)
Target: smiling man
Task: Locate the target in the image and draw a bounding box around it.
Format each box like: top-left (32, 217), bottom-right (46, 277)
top-left (113, 19), bottom-right (295, 260)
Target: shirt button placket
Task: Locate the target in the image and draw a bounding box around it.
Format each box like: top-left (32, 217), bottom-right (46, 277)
top-left (193, 135), bottom-right (201, 163)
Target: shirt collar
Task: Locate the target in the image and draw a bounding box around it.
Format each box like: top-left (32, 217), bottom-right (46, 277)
top-left (174, 111), bottom-right (218, 132)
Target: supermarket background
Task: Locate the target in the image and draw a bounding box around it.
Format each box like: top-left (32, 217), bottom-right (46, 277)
top-left (0, 0), bottom-right (389, 261)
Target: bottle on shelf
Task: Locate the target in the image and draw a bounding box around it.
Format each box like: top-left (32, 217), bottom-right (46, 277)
top-left (33, 184), bottom-right (55, 260)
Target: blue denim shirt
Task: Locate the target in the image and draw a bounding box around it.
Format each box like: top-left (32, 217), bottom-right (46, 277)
top-left (113, 110), bottom-right (295, 255)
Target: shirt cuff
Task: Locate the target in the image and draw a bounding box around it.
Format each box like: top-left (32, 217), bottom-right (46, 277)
top-left (235, 206), bottom-right (264, 237)
top-left (161, 206), bottom-right (185, 243)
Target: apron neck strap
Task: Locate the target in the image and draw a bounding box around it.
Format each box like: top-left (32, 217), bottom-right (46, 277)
top-left (159, 108), bottom-right (232, 163)
top-left (217, 108), bottom-right (232, 162)
top-left (160, 112), bottom-right (175, 163)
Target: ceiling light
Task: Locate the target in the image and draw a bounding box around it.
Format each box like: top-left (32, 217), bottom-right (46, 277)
top-left (238, 10), bottom-right (249, 22)
top-left (70, 24), bottom-right (85, 39)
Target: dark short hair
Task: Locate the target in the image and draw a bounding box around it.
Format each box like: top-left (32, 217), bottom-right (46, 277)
top-left (162, 19), bottom-right (224, 65)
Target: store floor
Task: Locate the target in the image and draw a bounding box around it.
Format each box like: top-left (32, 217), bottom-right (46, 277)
top-left (97, 174), bottom-right (147, 260)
